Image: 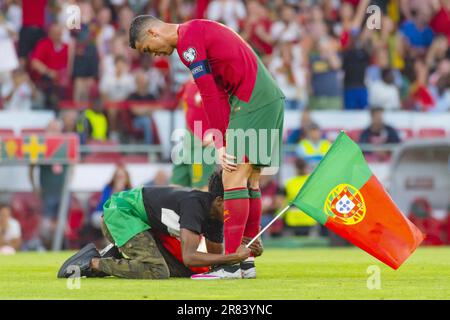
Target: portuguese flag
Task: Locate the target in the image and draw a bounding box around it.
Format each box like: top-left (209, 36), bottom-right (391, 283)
top-left (291, 132), bottom-right (424, 269)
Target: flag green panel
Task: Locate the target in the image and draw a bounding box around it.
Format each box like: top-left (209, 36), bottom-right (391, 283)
top-left (291, 132), bottom-right (372, 225)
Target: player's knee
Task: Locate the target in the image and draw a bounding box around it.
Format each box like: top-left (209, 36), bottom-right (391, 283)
top-left (248, 168), bottom-right (261, 189)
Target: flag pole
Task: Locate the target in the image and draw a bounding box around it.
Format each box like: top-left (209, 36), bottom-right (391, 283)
top-left (246, 204), bottom-right (291, 247)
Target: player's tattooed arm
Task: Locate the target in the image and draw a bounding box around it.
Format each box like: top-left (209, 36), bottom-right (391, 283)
top-left (180, 228), bottom-right (250, 267)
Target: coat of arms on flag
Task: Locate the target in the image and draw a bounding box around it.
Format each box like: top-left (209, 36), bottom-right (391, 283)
top-left (324, 184), bottom-right (366, 225)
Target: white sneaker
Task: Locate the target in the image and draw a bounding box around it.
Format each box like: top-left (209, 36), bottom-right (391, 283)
top-left (191, 264), bottom-right (242, 280)
top-left (241, 260), bottom-right (256, 279)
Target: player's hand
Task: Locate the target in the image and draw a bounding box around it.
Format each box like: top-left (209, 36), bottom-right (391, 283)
top-left (218, 147), bottom-right (237, 172)
top-left (241, 236), bottom-right (264, 257)
top-left (235, 245), bottom-right (251, 261)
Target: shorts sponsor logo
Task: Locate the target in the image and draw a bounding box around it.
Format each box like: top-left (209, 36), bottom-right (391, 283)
top-left (171, 121), bottom-right (281, 175)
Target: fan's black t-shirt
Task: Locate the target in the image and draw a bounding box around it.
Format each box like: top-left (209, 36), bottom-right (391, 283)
top-left (141, 186), bottom-right (223, 243)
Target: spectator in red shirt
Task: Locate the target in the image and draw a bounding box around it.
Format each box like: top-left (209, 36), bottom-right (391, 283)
top-left (259, 174), bottom-right (285, 238)
top-left (338, 0), bottom-right (371, 49)
top-left (243, 0), bottom-right (274, 58)
top-left (196, 0), bottom-right (210, 19)
top-left (429, 0), bottom-right (450, 44)
top-left (31, 24), bottom-right (69, 110)
top-left (18, 0), bottom-right (47, 65)
top-left (408, 197), bottom-right (445, 245)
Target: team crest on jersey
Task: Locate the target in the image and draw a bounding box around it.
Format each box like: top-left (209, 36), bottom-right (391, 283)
top-left (324, 184), bottom-right (366, 225)
top-left (183, 47), bottom-right (197, 63)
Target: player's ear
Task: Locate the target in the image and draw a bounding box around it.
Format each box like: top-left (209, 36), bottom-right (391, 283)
top-left (147, 27), bottom-right (158, 38)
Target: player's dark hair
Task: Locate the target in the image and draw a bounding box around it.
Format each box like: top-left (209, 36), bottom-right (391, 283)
top-left (129, 15), bottom-right (160, 49)
top-left (208, 170), bottom-right (224, 199)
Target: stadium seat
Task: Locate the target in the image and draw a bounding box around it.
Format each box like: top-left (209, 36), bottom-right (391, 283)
top-left (346, 129), bottom-right (363, 142)
top-left (117, 109), bottom-right (161, 145)
top-left (0, 128), bottom-right (15, 137)
top-left (397, 128), bottom-right (414, 141)
top-left (284, 128), bottom-right (293, 143)
top-left (59, 100), bottom-right (90, 110)
top-left (122, 155), bottom-right (150, 163)
top-left (323, 128), bottom-right (342, 142)
top-left (66, 195), bottom-right (85, 249)
top-left (11, 192), bottom-right (86, 248)
top-left (446, 210), bottom-right (450, 245)
top-left (83, 152), bottom-right (123, 164)
top-left (408, 198), bottom-right (445, 245)
top-left (82, 140), bottom-right (123, 164)
top-left (21, 128), bottom-right (46, 135)
top-left (151, 117), bottom-right (161, 145)
top-left (418, 128), bottom-right (447, 138)
top-left (118, 108), bottom-right (144, 141)
top-left (87, 192), bottom-right (102, 215)
top-left (77, 191), bottom-right (105, 248)
top-left (10, 192), bottom-right (42, 242)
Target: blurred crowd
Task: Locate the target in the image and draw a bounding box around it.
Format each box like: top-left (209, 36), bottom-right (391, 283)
top-left (0, 0), bottom-right (449, 144)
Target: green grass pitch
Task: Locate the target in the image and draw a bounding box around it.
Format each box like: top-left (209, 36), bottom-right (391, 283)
top-left (1, 247), bottom-right (449, 300)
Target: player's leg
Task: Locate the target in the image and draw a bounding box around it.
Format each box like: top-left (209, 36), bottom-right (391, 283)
top-left (190, 164), bottom-right (251, 280)
top-left (240, 167), bottom-right (262, 279)
top-left (245, 167), bottom-right (262, 239)
top-left (95, 231), bottom-right (170, 280)
top-left (222, 163), bottom-right (252, 255)
top-left (221, 98), bottom-right (283, 254)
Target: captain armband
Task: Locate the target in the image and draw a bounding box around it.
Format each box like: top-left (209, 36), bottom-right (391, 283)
top-left (189, 60), bottom-right (212, 79)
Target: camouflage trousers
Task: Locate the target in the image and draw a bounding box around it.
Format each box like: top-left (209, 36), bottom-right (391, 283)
top-left (99, 222), bottom-right (170, 280)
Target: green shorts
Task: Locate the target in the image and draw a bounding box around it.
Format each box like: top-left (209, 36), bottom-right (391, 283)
top-left (170, 131), bottom-right (217, 188)
top-left (226, 98), bottom-right (284, 167)
top-left (171, 161), bottom-right (216, 188)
